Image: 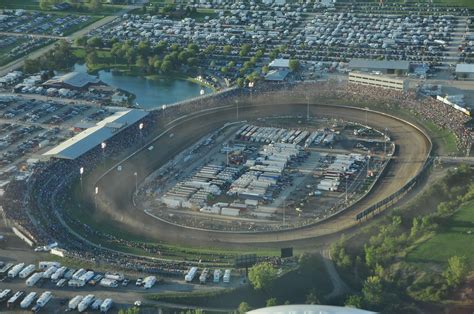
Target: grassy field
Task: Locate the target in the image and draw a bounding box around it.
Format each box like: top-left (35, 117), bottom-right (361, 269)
top-left (148, 254), bottom-right (333, 309)
top-left (407, 200), bottom-right (474, 269)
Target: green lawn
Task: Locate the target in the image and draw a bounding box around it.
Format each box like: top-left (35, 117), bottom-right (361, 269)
top-left (407, 200), bottom-right (474, 269)
top-left (423, 121), bottom-right (458, 156)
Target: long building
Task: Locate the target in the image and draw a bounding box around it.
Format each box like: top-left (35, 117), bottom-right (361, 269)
top-left (348, 71), bottom-right (408, 91)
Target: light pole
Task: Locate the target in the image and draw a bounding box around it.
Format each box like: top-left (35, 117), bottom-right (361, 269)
top-left (367, 154), bottom-right (371, 177)
top-left (134, 172), bottom-right (138, 195)
top-left (248, 81), bottom-right (254, 102)
top-left (139, 122), bottom-right (144, 143)
top-left (162, 104), bottom-right (167, 119)
top-left (101, 142), bottom-right (106, 162)
top-left (79, 167), bottom-right (84, 192)
top-left (94, 186), bottom-right (99, 210)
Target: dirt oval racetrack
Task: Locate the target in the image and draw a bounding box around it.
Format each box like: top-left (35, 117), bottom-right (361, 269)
top-left (91, 102), bottom-right (431, 249)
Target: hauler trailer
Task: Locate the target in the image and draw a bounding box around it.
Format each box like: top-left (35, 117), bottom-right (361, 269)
top-left (223, 269), bottom-right (231, 283)
top-left (26, 272), bottom-right (43, 286)
top-left (0, 289), bottom-right (12, 301)
top-left (20, 291), bottom-right (36, 309)
top-left (91, 298), bottom-right (103, 310)
top-left (100, 278), bottom-right (118, 288)
top-left (199, 268), bottom-right (209, 284)
top-left (36, 291), bottom-right (52, 307)
top-left (7, 263), bottom-right (24, 278)
top-left (143, 276), bottom-right (157, 289)
top-left (38, 261), bottom-right (60, 270)
top-left (0, 262), bottom-right (14, 275)
top-left (100, 298), bottom-right (113, 312)
top-left (185, 267), bottom-right (198, 282)
top-left (72, 268), bottom-right (86, 280)
top-left (42, 265), bottom-right (58, 279)
top-left (51, 266), bottom-right (67, 281)
top-left (105, 272), bottom-right (124, 281)
top-left (19, 264), bottom-right (35, 278)
top-left (213, 269), bottom-right (222, 283)
top-left (78, 294), bottom-right (95, 312)
top-left (68, 295), bottom-right (83, 310)
top-left (7, 290), bottom-right (25, 308)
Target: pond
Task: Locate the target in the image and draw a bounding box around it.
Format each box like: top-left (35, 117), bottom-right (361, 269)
top-left (74, 64), bottom-right (212, 110)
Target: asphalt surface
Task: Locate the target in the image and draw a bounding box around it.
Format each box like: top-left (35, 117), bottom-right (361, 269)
top-left (85, 99), bottom-right (431, 249)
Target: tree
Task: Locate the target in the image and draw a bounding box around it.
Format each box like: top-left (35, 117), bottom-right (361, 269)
top-left (86, 51), bottom-right (99, 66)
top-left (74, 36), bottom-right (87, 47)
top-left (220, 66), bottom-right (229, 74)
top-left (136, 56), bottom-right (147, 71)
top-left (248, 262), bottom-right (277, 290)
top-left (223, 45), bottom-right (232, 55)
top-left (23, 58), bottom-right (40, 74)
top-left (443, 256), bottom-right (468, 288)
top-left (88, 0), bottom-right (102, 12)
top-left (255, 49), bottom-right (264, 59)
top-left (227, 61), bottom-right (236, 68)
top-left (236, 77), bottom-right (244, 88)
top-left (240, 44), bottom-right (251, 57)
top-left (238, 302), bottom-right (251, 314)
top-left (137, 41), bottom-right (151, 58)
top-left (305, 289), bottom-right (320, 305)
top-left (87, 36), bottom-right (103, 49)
top-left (160, 60), bottom-right (173, 73)
top-left (289, 59), bottom-right (300, 71)
top-left (345, 295), bottom-right (363, 308)
top-left (39, 0), bottom-right (50, 10)
top-left (266, 297), bottom-right (278, 307)
top-left (362, 276), bottom-right (383, 307)
top-left (262, 65), bottom-right (269, 74)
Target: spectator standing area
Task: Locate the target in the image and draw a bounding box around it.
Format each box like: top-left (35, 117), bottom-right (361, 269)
top-left (43, 109), bottom-right (148, 160)
top-left (348, 72), bottom-right (408, 91)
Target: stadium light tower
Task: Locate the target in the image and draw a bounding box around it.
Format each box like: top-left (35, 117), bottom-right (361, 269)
top-left (134, 172), bottom-right (138, 195)
top-left (101, 142), bottom-right (106, 161)
top-left (94, 186), bottom-right (99, 210)
top-left (139, 122), bottom-right (144, 142)
top-left (79, 167), bottom-right (84, 192)
top-left (248, 81), bottom-right (254, 102)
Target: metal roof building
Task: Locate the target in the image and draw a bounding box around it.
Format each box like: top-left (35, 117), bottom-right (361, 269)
top-left (248, 305), bottom-right (376, 314)
top-left (455, 63), bottom-right (474, 80)
top-left (269, 58), bottom-right (290, 68)
top-left (43, 109), bottom-right (148, 160)
top-left (43, 72), bottom-right (102, 90)
top-left (348, 59), bottom-right (411, 74)
top-left (265, 69), bottom-right (290, 81)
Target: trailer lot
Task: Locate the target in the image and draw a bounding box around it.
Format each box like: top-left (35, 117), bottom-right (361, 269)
top-left (141, 117), bottom-right (390, 232)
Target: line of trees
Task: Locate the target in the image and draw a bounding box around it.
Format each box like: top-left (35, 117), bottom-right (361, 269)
top-left (23, 40), bottom-right (76, 74)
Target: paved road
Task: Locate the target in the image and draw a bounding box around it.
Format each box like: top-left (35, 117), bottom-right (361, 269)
top-left (0, 32), bottom-right (64, 40)
top-left (0, 5), bottom-right (137, 77)
top-left (321, 248), bottom-right (352, 299)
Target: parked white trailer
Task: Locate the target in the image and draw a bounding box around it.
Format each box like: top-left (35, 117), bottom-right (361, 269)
top-left (100, 298), bottom-right (113, 312)
top-left (185, 267), bottom-right (198, 282)
top-left (213, 269), bottom-right (222, 283)
top-left (8, 263), bottom-right (24, 278)
top-left (99, 278), bottom-right (118, 288)
top-left (199, 268), bottom-right (209, 284)
top-left (91, 298), bottom-right (103, 310)
top-left (72, 268), bottom-right (86, 280)
top-left (42, 266), bottom-right (58, 279)
top-left (79, 270), bottom-right (94, 283)
top-left (20, 292), bottom-right (36, 309)
top-left (78, 294), bottom-right (95, 312)
top-left (104, 272), bottom-right (124, 281)
top-left (38, 261), bottom-right (60, 270)
top-left (223, 269), bottom-right (231, 283)
top-left (143, 276), bottom-right (157, 289)
top-left (26, 272), bottom-right (43, 286)
top-left (68, 295), bottom-right (83, 310)
top-left (51, 266), bottom-right (67, 281)
top-left (36, 291), bottom-right (52, 307)
top-left (19, 264), bottom-right (35, 278)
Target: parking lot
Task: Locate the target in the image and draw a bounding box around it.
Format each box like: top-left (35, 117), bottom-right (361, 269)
top-left (0, 95), bottom-right (113, 181)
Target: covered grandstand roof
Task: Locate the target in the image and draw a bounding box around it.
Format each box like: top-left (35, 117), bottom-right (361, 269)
top-left (269, 58), bottom-right (290, 68)
top-left (248, 305), bottom-right (376, 314)
top-left (44, 72), bottom-right (101, 89)
top-left (43, 109), bottom-right (148, 160)
top-left (455, 63), bottom-right (474, 73)
top-left (265, 69), bottom-right (290, 81)
top-left (348, 59), bottom-right (410, 71)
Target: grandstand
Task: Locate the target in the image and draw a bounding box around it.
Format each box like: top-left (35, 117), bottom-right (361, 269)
top-left (348, 72), bottom-right (408, 91)
top-left (43, 109), bottom-right (148, 160)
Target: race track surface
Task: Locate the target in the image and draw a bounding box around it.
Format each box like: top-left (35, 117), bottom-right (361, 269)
top-left (89, 101), bottom-right (430, 249)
